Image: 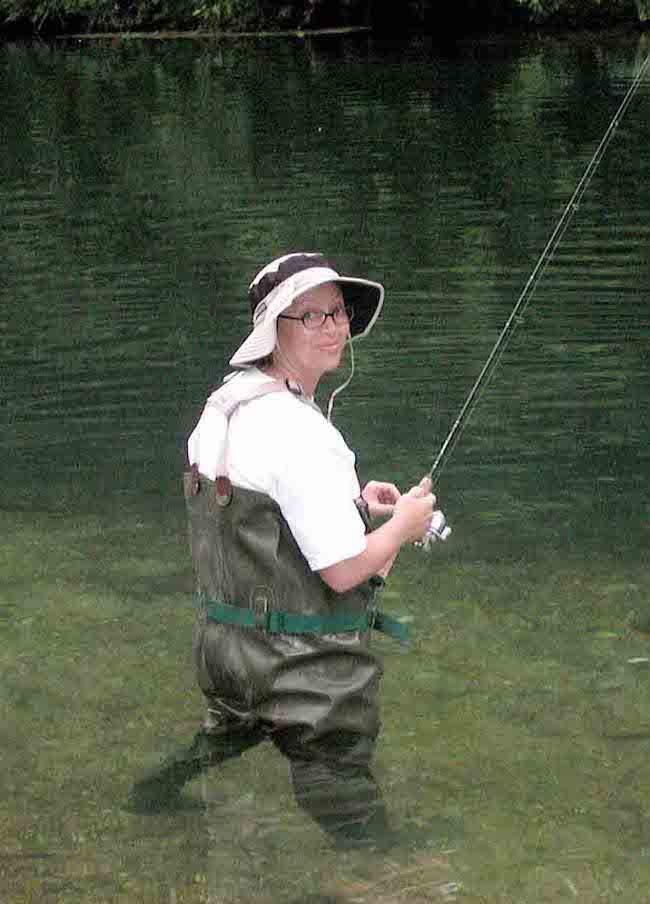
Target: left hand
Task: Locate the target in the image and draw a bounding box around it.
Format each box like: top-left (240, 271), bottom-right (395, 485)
top-left (361, 480), bottom-right (401, 519)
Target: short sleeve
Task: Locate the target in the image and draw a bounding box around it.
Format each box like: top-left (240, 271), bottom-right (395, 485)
top-left (271, 422), bottom-right (367, 571)
top-left (229, 394), bottom-right (367, 571)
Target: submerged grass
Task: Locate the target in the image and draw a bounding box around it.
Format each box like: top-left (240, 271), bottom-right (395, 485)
top-left (1, 507), bottom-right (650, 902)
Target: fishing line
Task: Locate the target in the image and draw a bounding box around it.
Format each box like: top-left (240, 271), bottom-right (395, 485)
top-left (427, 50), bottom-right (650, 488)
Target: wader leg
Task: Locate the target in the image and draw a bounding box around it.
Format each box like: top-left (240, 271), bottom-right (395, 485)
top-left (128, 715), bottom-right (266, 813)
top-left (276, 730), bottom-right (392, 848)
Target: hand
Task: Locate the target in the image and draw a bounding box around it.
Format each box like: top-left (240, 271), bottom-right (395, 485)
top-left (391, 476), bottom-right (436, 544)
top-left (361, 480), bottom-right (401, 519)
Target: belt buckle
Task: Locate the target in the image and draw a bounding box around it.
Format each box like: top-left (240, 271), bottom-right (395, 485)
top-left (251, 587), bottom-right (270, 632)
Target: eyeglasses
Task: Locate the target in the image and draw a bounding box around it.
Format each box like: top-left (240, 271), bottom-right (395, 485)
top-left (278, 303), bottom-right (354, 331)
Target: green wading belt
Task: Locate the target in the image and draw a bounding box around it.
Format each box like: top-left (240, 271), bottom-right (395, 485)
top-left (198, 592), bottom-right (409, 643)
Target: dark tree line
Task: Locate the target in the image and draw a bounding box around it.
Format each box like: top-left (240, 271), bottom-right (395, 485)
top-left (1, 0), bottom-right (646, 39)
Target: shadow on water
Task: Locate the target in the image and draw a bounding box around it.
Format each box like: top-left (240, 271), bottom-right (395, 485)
top-left (1, 29), bottom-right (649, 903)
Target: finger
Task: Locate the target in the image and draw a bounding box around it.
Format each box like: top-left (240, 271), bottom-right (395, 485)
top-left (419, 475), bottom-right (432, 493)
top-left (381, 484), bottom-right (401, 503)
top-left (416, 492), bottom-right (436, 513)
top-left (409, 485), bottom-right (435, 506)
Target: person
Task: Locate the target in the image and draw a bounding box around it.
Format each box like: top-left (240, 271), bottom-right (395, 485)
top-left (128, 252), bottom-right (438, 848)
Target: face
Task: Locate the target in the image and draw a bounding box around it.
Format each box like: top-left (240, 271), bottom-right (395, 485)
top-left (274, 283), bottom-right (350, 383)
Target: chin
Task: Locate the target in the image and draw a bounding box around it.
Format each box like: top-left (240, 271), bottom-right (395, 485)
top-left (323, 350), bottom-right (344, 371)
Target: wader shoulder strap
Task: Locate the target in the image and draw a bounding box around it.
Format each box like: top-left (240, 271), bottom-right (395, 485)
top-left (205, 378), bottom-right (286, 479)
top-left (205, 376), bottom-right (319, 478)
top-left (205, 376), bottom-right (288, 418)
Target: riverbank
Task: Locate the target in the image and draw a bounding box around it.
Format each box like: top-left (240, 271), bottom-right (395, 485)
top-left (55, 22), bottom-right (650, 44)
top-left (1, 0), bottom-right (648, 42)
top-left (56, 25), bottom-right (372, 41)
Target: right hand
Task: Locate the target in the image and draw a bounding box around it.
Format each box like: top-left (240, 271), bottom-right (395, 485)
top-left (391, 476), bottom-right (436, 544)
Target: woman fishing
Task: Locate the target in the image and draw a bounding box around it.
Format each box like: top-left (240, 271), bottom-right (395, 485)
top-left (129, 252), bottom-right (438, 848)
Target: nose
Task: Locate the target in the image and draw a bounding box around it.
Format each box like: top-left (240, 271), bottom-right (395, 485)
top-left (322, 312), bottom-right (339, 333)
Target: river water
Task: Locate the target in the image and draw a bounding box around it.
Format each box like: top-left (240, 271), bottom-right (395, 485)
top-left (1, 31), bottom-right (649, 904)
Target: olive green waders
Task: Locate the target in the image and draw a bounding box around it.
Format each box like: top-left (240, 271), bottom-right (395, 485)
top-left (129, 469), bottom-right (403, 847)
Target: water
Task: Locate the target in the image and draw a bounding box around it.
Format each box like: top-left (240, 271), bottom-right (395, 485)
top-left (1, 32), bottom-right (649, 903)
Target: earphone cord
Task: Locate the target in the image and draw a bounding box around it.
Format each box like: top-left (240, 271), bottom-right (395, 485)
top-left (326, 337), bottom-right (356, 422)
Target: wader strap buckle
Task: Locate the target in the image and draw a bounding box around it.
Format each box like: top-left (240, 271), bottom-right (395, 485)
top-left (254, 611), bottom-right (270, 631)
top-left (371, 611), bottom-right (409, 644)
top-left (252, 590), bottom-right (269, 632)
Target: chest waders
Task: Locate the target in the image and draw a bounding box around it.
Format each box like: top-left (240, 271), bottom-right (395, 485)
top-left (129, 379), bottom-right (406, 847)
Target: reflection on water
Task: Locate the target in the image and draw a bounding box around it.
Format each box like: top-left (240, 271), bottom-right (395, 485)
top-left (1, 32), bottom-right (649, 903)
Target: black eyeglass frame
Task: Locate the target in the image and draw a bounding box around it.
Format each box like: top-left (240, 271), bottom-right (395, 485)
top-left (277, 304), bottom-right (354, 331)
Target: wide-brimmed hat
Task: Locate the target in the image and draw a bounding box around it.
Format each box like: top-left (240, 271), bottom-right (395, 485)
top-left (229, 252), bottom-right (385, 367)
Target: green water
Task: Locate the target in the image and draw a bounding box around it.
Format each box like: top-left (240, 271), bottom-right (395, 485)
top-left (1, 32), bottom-right (649, 903)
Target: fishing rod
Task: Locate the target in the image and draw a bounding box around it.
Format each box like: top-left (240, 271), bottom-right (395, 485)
top-left (423, 50), bottom-right (650, 547)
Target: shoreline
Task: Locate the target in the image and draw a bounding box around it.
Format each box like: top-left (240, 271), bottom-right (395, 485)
top-left (50, 22), bottom-right (650, 44)
top-left (0, 12), bottom-right (646, 42)
top-left (56, 25), bottom-right (372, 41)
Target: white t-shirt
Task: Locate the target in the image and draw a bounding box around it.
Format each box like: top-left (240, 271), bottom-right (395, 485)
top-left (187, 370), bottom-right (367, 572)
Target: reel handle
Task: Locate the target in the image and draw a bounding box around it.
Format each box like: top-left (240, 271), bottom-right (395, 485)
top-left (415, 510), bottom-right (452, 552)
